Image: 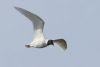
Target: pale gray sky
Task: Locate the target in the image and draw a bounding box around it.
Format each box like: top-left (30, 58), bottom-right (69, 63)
top-left (0, 0), bottom-right (100, 67)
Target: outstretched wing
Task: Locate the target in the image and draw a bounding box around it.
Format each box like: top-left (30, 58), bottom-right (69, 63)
top-left (14, 7), bottom-right (45, 33)
top-left (53, 39), bottom-right (67, 50)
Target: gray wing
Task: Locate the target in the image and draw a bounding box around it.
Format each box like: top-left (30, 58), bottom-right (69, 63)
top-left (14, 7), bottom-right (45, 33)
top-left (53, 39), bottom-right (67, 50)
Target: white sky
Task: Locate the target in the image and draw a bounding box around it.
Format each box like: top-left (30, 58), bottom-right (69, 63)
top-left (0, 0), bottom-right (100, 67)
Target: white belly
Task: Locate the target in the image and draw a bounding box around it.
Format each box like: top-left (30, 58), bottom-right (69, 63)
top-left (30, 40), bottom-right (48, 48)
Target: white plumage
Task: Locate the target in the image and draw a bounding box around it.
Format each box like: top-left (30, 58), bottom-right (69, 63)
top-left (15, 7), bottom-right (67, 50)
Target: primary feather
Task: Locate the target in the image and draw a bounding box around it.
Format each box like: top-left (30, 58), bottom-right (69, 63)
top-left (53, 39), bottom-right (67, 50)
top-left (14, 7), bottom-right (44, 32)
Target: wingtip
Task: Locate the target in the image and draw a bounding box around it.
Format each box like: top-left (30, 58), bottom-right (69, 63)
top-left (14, 6), bottom-right (26, 14)
top-left (14, 6), bottom-right (21, 10)
top-left (64, 48), bottom-right (67, 51)
top-left (62, 47), bottom-right (67, 51)
top-left (14, 6), bottom-right (18, 9)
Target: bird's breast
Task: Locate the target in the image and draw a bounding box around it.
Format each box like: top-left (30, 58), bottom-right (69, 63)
top-left (31, 40), bottom-right (47, 48)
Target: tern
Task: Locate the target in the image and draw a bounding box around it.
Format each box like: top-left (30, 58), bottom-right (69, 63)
top-left (15, 7), bottom-right (67, 50)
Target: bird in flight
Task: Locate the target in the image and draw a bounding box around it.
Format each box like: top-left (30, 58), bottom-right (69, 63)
top-left (15, 7), bottom-right (67, 50)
